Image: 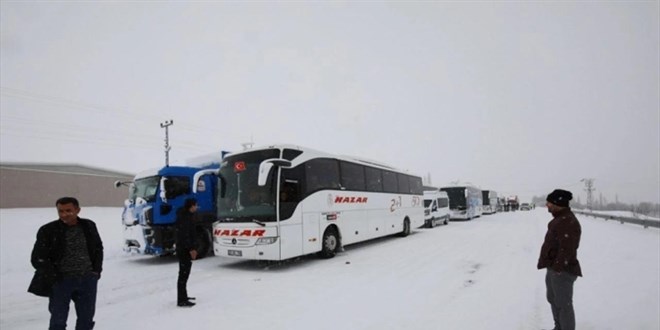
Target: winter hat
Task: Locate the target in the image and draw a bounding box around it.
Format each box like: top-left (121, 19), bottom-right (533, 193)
top-left (546, 189), bottom-right (572, 207)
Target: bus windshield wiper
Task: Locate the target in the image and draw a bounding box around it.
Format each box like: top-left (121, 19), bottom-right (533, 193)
top-left (252, 219), bottom-right (266, 227)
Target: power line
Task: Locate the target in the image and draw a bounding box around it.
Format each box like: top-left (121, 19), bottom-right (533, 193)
top-left (0, 111), bottom-right (238, 153)
top-left (0, 114), bottom-right (159, 141)
top-left (1, 86), bottom-right (250, 149)
top-left (0, 86), bottom-right (165, 123)
top-left (0, 131), bottom-right (159, 150)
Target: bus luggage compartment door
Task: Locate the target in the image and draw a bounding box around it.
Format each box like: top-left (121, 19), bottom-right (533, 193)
top-left (302, 213), bottom-right (321, 255)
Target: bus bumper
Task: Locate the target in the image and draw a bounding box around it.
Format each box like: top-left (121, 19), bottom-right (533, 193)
top-left (213, 238), bottom-right (280, 260)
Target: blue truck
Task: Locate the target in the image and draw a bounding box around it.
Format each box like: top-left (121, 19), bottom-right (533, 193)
top-left (116, 154), bottom-right (226, 258)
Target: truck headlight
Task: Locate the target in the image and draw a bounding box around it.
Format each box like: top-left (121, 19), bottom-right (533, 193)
top-left (255, 237), bottom-right (278, 245)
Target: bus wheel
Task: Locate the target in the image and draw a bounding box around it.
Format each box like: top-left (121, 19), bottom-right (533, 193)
top-left (400, 218), bottom-right (411, 237)
top-left (195, 228), bottom-right (213, 259)
top-left (319, 227), bottom-right (339, 259)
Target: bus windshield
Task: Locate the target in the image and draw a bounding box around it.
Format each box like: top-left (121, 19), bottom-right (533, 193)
top-left (442, 187), bottom-right (467, 210)
top-left (130, 176), bottom-right (160, 202)
top-left (217, 149), bottom-right (281, 222)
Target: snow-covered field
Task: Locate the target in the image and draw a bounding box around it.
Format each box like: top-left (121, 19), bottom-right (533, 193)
top-left (1, 207), bottom-right (658, 330)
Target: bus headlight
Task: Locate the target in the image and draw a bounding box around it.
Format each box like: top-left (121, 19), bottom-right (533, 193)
top-left (256, 237), bottom-right (278, 245)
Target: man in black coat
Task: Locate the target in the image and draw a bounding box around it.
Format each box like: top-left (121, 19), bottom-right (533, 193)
top-left (538, 189), bottom-right (582, 330)
top-left (30, 197), bottom-right (103, 330)
top-left (176, 198), bottom-right (198, 307)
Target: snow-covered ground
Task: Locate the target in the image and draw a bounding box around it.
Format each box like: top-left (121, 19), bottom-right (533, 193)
top-left (1, 207), bottom-right (658, 330)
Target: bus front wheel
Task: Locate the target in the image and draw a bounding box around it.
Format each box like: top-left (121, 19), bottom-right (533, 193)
top-left (195, 227), bottom-right (213, 258)
top-left (319, 227), bottom-right (339, 259)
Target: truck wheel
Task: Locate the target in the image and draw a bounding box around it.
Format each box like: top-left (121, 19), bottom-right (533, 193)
top-left (195, 228), bottom-right (213, 258)
top-left (428, 217), bottom-right (435, 228)
top-left (318, 227), bottom-right (339, 259)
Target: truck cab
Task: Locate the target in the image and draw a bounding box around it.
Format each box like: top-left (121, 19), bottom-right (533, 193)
top-left (120, 164), bottom-right (218, 257)
top-left (423, 190), bottom-right (451, 228)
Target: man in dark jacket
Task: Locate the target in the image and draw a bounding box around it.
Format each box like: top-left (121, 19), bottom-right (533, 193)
top-left (538, 189), bottom-right (582, 330)
top-left (175, 198), bottom-right (198, 307)
top-left (31, 197), bottom-right (103, 330)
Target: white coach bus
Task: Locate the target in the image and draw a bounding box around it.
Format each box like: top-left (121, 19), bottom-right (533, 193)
top-left (211, 144), bottom-right (424, 261)
top-left (481, 190), bottom-right (498, 215)
top-left (440, 185), bottom-right (483, 220)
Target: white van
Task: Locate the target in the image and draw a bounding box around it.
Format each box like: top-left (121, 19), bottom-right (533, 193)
top-left (423, 190), bottom-right (451, 228)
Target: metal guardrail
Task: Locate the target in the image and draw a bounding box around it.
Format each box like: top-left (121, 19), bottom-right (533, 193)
top-left (574, 210), bottom-right (660, 229)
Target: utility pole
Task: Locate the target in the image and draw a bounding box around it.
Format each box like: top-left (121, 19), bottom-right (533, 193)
top-left (160, 120), bottom-right (173, 167)
top-left (581, 178), bottom-right (595, 210)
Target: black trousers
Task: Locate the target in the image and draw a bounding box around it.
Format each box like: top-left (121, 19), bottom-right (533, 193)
top-left (177, 250), bottom-right (192, 303)
top-left (49, 273), bottom-right (98, 330)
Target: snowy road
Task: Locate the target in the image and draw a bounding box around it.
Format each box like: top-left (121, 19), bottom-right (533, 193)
top-left (2, 207), bottom-right (658, 330)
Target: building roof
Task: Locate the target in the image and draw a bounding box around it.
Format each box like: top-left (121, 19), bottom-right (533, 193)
top-left (0, 162), bottom-right (134, 178)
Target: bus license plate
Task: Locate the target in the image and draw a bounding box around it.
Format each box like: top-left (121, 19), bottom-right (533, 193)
top-left (228, 250), bottom-right (242, 257)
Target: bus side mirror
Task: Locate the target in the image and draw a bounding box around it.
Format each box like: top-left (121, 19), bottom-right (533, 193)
top-left (258, 163), bottom-right (273, 187)
top-left (192, 169), bottom-right (219, 193)
top-left (258, 159), bottom-right (292, 186)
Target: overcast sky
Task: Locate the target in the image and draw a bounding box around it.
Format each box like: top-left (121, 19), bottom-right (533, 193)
top-left (1, 1), bottom-right (658, 204)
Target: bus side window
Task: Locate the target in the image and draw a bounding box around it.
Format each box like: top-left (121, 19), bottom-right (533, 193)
top-left (305, 158), bottom-right (340, 193)
top-left (382, 171), bottom-right (398, 193)
top-left (397, 173), bottom-right (410, 194)
top-left (365, 167), bottom-right (383, 192)
top-left (281, 167), bottom-right (303, 202)
top-left (281, 181), bottom-right (299, 202)
top-left (340, 161), bottom-right (366, 191)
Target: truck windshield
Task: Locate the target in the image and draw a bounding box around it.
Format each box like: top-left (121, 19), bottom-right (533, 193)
top-left (130, 176), bottom-right (160, 202)
top-left (217, 149), bottom-right (281, 222)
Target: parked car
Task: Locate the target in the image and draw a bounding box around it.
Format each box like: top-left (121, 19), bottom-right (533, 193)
top-left (520, 203), bottom-right (532, 211)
